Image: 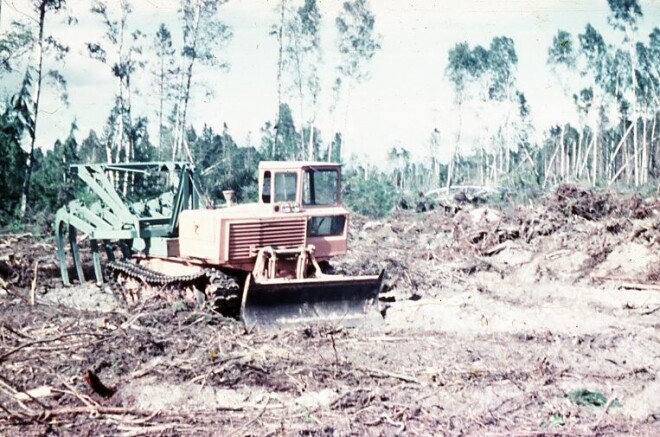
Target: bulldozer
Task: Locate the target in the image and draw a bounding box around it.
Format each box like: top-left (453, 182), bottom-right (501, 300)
top-left (55, 161), bottom-right (383, 328)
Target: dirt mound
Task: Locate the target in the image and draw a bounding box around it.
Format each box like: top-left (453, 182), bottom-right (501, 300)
top-left (547, 184), bottom-right (659, 221)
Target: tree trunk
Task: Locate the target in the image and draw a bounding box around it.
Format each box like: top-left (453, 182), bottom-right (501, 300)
top-left (307, 122), bottom-right (315, 160)
top-left (571, 135), bottom-right (577, 180)
top-left (158, 49), bottom-right (165, 159)
top-left (19, 4), bottom-right (46, 220)
top-left (641, 115), bottom-right (648, 184)
top-left (630, 36), bottom-right (639, 186)
top-left (608, 122), bottom-right (633, 184)
top-left (274, 0), bottom-right (285, 159)
top-left (118, 7), bottom-right (129, 196)
top-left (592, 122), bottom-right (598, 185)
top-left (294, 43), bottom-right (305, 159)
top-left (175, 0), bottom-right (202, 162)
top-left (543, 139), bottom-right (561, 188)
top-left (446, 101), bottom-right (462, 192)
top-left (651, 110), bottom-right (657, 179)
top-left (559, 124), bottom-right (565, 181)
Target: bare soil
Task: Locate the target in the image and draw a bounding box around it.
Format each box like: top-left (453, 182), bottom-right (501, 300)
top-left (1, 185), bottom-right (659, 436)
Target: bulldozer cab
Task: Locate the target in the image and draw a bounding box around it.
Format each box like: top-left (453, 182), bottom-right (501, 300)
top-left (257, 162), bottom-right (348, 261)
top-left (258, 162), bottom-right (341, 209)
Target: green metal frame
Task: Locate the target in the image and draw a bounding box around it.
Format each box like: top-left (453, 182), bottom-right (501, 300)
top-left (55, 161), bottom-right (199, 286)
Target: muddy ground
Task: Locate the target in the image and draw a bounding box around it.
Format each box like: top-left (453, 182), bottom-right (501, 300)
top-left (0, 184), bottom-right (659, 436)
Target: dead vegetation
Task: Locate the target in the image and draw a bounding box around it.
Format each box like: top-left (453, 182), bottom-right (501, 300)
top-left (1, 184), bottom-right (659, 435)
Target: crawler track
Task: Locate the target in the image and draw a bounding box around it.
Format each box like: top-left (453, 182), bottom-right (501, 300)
top-left (106, 260), bottom-right (242, 316)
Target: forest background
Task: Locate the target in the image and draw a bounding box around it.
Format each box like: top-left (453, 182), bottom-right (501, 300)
top-left (0, 0), bottom-right (659, 226)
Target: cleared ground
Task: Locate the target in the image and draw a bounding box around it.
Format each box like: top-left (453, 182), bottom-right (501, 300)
top-left (1, 185), bottom-right (659, 435)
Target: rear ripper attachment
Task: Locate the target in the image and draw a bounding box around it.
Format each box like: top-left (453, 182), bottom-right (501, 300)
top-left (55, 162), bottom-right (198, 287)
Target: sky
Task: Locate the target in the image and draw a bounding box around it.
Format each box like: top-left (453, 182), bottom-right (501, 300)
top-left (1, 0), bottom-right (659, 166)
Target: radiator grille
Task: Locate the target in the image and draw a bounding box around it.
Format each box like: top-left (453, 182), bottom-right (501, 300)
top-left (228, 218), bottom-right (307, 260)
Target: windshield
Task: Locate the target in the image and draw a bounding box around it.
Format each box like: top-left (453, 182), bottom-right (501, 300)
top-left (303, 169), bottom-right (339, 206)
top-left (274, 172), bottom-right (298, 202)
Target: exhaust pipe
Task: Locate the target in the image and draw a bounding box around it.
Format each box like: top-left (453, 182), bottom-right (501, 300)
top-left (223, 190), bottom-right (235, 207)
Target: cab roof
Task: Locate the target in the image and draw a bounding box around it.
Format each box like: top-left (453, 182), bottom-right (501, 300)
top-left (258, 161), bottom-right (341, 170)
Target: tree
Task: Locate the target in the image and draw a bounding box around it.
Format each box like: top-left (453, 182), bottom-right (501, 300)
top-left (487, 36), bottom-right (518, 181)
top-left (488, 37), bottom-right (517, 101)
top-left (78, 129), bottom-right (104, 164)
top-left (446, 37), bottom-right (522, 187)
top-left (17, 0), bottom-right (69, 219)
top-left (189, 124), bottom-right (260, 202)
top-left (152, 23), bottom-right (178, 158)
top-left (276, 102), bottom-right (299, 159)
top-left (445, 42), bottom-right (472, 190)
top-left (0, 79), bottom-right (31, 224)
top-left (342, 167), bottom-right (395, 218)
top-left (272, 0), bottom-right (289, 158)
top-left (328, 132), bottom-right (342, 163)
top-left (281, 0), bottom-right (322, 160)
top-left (88, 0), bottom-right (145, 172)
top-left (578, 23), bottom-right (608, 183)
top-left (0, 21), bottom-right (34, 74)
top-left (607, 0), bottom-right (643, 185)
top-left (260, 103), bottom-right (299, 161)
top-left (172, 0), bottom-right (232, 161)
top-left (648, 28), bottom-right (660, 176)
top-left (427, 128), bottom-right (441, 188)
top-left (547, 29), bottom-right (579, 182)
top-left (30, 122), bottom-right (79, 215)
top-left (331, 0), bottom-right (381, 160)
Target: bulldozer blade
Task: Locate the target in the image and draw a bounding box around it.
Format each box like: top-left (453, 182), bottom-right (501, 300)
top-left (241, 271), bottom-right (384, 329)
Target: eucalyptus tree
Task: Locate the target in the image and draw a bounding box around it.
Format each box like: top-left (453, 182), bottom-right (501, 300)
top-left (445, 42), bottom-right (472, 189)
top-left (547, 29), bottom-right (579, 181)
top-left (276, 102), bottom-right (299, 160)
top-left (635, 38), bottom-right (659, 183)
top-left (282, 0), bottom-right (321, 159)
top-left (272, 0), bottom-right (288, 156)
top-left (427, 128), bottom-right (441, 187)
top-left (488, 37), bottom-right (517, 101)
top-left (87, 0), bottom-right (145, 171)
top-left (607, 0), bottom-right (643, 185)
top-left (649, 28), bottom-right (660, 173)
top-left (331, 0), bottom-right (381, 160)
top-left (172, 0), bottom-right (232, 162)
top-left (577, 23), bottom-right (608, 183)
top-left (152, 23), bottom-right (178, 157)
top-left (446, 37), bottom-right (521, 186)
top-left (604, 48), bottom-right (635, 183)
top-left (486, 36), bottom-right (518, 179)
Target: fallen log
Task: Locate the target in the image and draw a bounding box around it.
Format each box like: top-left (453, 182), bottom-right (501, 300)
top-left (591, 275), bottom-right (660, 291)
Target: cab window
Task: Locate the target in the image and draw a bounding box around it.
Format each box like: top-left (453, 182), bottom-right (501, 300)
top-left (303, 169), bottom-right (339, 206)
top-left (274, 172), bottom-right (298, 202)
top-left (308, 215), bottom-right (346, 237)
top-left (261, 171), bottom-right (271, 203)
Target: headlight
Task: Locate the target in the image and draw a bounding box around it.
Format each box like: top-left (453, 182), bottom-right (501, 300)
top-left (282, 204), bottom-right (291, 213)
